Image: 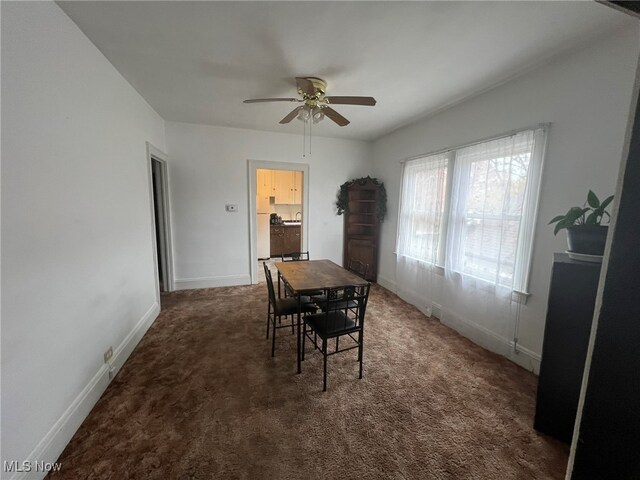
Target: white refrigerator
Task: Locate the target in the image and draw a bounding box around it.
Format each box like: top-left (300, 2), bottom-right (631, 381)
top-left (257, 195), bottom-right (271, 259)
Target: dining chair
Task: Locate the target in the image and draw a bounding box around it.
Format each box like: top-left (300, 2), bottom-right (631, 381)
top-left (264, 262), bottom-right (317, 357)
top-left (280, 251), bottom-right (323, 299)
top-left (311, 259), bottom-right (369, 310)
top-left (281, 251), bottom-right (310, 262)
top-left (302, 283), bottom-right (371, 391)
top-left (348, 259), bottom-right (369, 279)
top-left (278, 251), bottom-right (309, 298)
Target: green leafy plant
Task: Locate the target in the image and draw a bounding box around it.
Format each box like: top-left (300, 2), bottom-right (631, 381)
top-left (336, 176), bottom-right (387, 222)
top-left (549, 190), bottom-right (614, 235)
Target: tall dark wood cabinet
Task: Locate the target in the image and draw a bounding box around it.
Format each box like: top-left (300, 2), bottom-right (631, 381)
top-left (342, 178), bottom-right (382, 282)
top-left (534, 253), bottom-right (601, 443)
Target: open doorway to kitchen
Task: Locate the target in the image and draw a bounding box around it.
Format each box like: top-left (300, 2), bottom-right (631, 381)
top-left (248, 160), bottom-right (310, 284)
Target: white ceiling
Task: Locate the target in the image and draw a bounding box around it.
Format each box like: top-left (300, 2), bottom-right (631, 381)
top-left (58, 1), bottom-right (632, 141)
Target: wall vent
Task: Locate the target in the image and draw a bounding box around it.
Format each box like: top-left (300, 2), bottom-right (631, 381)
top-left (430, 302), bottom-right (443, 320)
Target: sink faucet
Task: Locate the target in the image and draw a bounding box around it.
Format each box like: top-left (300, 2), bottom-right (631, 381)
top-left (295, 211), bottom-right (302, 221)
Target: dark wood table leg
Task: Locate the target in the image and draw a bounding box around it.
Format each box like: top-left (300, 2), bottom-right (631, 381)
top-left (277, 272), bottom-right (281, 298)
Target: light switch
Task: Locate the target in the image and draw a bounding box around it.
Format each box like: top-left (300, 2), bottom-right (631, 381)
top-left (225, 204), bottom-right (238, 212)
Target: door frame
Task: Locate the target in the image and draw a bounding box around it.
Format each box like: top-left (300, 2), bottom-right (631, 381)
top-left (247, 159), bottom-right (310, 284)
top-left (146, 142), bottom-right (175, 296)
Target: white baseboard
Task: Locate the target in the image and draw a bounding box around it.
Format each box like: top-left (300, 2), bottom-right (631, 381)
top-left (376, 274), bottom-right (397, 293)
top-left (376, 273), bottom-right (540, 374)
top-left (438, 313), bottom-right (540, 374)
top-left (173, 274), bottom-right (251, 290)
top-left (377, 275), bottom-right (433, 317)
top-left (7, 302), bottom-right (160, 480)
top-left (509, 343), bottom-right (541, 375)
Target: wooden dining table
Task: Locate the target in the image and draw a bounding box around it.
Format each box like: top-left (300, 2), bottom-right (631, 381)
top-left (276, 259), bottom-right (368, 373)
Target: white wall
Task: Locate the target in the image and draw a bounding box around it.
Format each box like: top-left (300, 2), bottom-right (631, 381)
top-left (1, 2), bottom-right (166, 476)
top-left (165, 122), bottom-right (372, 289)
top-left (372, 26), bottom-right (640, 371)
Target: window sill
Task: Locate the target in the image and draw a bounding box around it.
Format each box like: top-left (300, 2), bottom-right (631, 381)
top-left (512, 290), bottom-right (531, 305)
top-left (395, 252), bottom-right (445, 275)
top-left (395, 252), bottom-right (531, 305)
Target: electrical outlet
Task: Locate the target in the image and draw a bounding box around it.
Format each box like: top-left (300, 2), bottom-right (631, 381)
top-left (103, 346), bottom-right (113, 364)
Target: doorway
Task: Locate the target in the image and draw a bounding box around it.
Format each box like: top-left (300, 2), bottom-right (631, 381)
top-left (147, 143), bottom-right (174, 293)
top-left (248, 160), bottom-right (310, 284)
top-left (256, 168), bottom-right (305, 258)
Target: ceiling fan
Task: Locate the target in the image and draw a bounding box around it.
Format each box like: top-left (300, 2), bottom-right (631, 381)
top-left (243, 77), bottom-right (376, 127)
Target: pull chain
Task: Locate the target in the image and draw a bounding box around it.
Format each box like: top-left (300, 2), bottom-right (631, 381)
top-left (309, 117), bottom-right (312, 156)
top-left (301, 115), bottom-right (313, 157)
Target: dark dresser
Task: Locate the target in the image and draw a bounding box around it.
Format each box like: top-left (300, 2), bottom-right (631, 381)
top-left (534, 252), bottom-right (602, 443)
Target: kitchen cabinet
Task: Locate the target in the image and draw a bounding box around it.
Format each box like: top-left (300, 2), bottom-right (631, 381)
top-left (270, 225), bottom-right (301, 257)
top-left (270, 226), bottom-right (284, 257)
top-left (283, 225), bottom-right (301, 254)
top-left (292, 171), bottom-right (302, 204)
top-left (273, 170), bottom-right (302, 205)
top-left (257, 169), bottom-right (273, 200)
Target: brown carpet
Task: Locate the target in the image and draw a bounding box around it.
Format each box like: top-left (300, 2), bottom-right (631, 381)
top-left (50, 283), bottom-right (567, 479)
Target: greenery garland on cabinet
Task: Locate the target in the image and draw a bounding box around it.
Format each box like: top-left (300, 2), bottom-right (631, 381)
top-left (336, 176), bottom-right (387, 222)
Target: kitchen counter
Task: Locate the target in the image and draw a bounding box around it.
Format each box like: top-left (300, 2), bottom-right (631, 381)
top-left (270, 223), bottom-right (301, 256)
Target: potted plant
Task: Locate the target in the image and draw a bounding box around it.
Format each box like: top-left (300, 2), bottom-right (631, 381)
top-left (549, 190), bottom-right (614, 256)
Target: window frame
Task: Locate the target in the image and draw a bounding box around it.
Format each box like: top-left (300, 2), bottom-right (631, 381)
top-left (396, 151), bottom-right (454, 268)
top-left (395, 125), bottom-right (548, 294)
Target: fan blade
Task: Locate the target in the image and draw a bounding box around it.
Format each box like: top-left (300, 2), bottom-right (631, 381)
top-left (325, 96), bottom-right (376, 106)
top-left (279, 106), bottom-right (304, 124)
top-left (323, 107), bottom-right (350, 126)
top-left (295, 77), bottom-right (315, 97)
top-left (243, 98), bottom-right (300, 104)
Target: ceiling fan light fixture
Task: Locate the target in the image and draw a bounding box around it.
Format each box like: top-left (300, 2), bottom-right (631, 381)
top-left (312, 107), bottom-right (324, 124)
top-left (297, 107), bottom-right (311, 122)
top-left (244, 77), bottom-right (375, 155)
top-left (244, 77), bottom-right (375, 129)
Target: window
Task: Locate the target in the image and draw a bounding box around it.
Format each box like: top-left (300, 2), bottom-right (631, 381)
top-left (396, 127), bottom-right (547, 292)
top-left (396, 153), bottom-right (450, 265)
